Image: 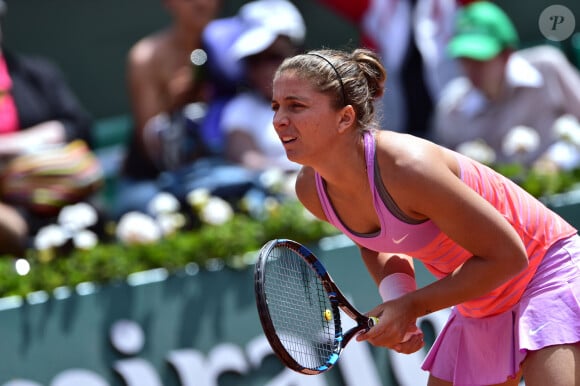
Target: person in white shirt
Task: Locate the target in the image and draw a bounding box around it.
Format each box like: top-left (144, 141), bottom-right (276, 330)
top-left (432, 1), bottom-right (580, 168)
top-left (219, 0), bottom-right (304, 173)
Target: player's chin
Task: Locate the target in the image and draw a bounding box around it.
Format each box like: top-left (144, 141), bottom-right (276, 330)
top-left (284, 151), bottom-right (305, 165)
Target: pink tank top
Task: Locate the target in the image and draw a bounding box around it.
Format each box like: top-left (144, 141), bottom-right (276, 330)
top-left (315, 131), bottom-right (577, 317)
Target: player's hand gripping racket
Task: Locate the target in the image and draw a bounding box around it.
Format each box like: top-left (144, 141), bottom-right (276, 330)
top-left (254, 239), bottom-right (378, 375)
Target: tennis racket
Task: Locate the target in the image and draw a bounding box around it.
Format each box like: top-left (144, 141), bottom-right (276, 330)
top-left (254, 238), bottom-right (378, 375)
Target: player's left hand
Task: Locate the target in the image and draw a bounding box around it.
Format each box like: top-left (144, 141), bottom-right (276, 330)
top-left (356, 299), bottom-right (424, 354)
top-left (392, 326), bottom-right (424, 354)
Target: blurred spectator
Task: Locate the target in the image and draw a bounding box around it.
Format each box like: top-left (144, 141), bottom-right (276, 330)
top-left (0, 5), bottom-right (92, 157)
top-left (116, 0), bottom-right (223, 218)
top-left (0, 46), bottom-right (93, 156)
top-left (0, 0), bottom-right (95, 253)
top-left (315, 0), bottom-right (462, 138)
top-left (0, 6), bottom-right (92, 159)
top-left (220, 0), bottom-right (304, 173)
top-left (432, 1), bottom-right (580, 168)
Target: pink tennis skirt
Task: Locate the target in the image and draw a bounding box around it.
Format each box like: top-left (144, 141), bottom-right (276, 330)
top-left (421, 234), bottom-right (580, 385)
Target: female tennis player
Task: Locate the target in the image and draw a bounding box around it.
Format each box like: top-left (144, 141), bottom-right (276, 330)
top-left (270, 47), bottom-right (580, 385)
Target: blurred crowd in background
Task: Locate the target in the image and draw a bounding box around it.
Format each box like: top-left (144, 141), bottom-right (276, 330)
top-left (1, 0), bottom-right (580, 257)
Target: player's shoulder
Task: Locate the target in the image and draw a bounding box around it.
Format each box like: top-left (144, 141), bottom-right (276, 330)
top-left (295, 166), bottom-right (326, 221)
top-left (295, 166), bottom-right (316, 197)
top-left (377, 131), bottom-right (448, 184)
top-left (378, 131), bottom-right (438, 167)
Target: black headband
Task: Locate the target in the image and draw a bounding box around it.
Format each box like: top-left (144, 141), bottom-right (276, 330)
top-left (306, 53), bottom-right (347, 106)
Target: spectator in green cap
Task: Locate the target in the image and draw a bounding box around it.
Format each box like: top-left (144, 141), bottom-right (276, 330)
top-left (447, 1), bottom-right (518, 61)
top-left (432, 1), bottom-right (580, 169)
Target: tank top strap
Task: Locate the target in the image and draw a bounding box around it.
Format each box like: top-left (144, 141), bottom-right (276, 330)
top-left (363, 130), bottom-right (376, 187)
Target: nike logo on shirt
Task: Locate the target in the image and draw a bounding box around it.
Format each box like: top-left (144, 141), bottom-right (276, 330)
top-left (392, 234), bottom-right (410, 244)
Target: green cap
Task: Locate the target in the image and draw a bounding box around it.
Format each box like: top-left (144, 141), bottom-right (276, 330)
top-left (448, 1), bottom-right (519, 60)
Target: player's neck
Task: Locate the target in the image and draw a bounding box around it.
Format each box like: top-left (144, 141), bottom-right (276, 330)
top-left (316, 137), bottom-right (368, 195)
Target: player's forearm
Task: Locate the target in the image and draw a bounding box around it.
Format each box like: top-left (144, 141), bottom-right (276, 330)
top-left (407, 254), bottom-right (527, 317)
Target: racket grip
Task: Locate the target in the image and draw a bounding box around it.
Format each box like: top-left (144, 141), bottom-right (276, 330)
top-left (369, 316), bottom-right (379, 327)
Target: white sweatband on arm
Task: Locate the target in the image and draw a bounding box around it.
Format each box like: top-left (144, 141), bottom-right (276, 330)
top-left (379, 272), bottom-right (417, 302)
top-left (378, 273), bottom-right (420, 342)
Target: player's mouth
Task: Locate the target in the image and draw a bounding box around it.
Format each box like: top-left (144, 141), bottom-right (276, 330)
top-left (280, 135), bottom-right (297, 144)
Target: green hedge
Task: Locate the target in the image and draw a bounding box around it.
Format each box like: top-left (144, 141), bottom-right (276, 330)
top-left (0, 200), bottom-right (339, 298)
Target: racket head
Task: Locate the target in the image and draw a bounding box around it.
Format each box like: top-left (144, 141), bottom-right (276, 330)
top-left (254, 239), bottom-right (343, 375)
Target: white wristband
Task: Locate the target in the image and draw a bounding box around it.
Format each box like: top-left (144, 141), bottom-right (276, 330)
top-left (378, 273), bottom-right (420, 343)
top-left (379, 272), bottom-right (417, 302)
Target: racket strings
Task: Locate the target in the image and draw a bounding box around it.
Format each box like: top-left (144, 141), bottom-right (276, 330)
top-left (264, 247), bottom-right (338, 369)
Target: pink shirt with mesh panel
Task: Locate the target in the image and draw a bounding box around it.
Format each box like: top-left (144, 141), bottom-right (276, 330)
top-left (315, 131), bottom-right (577, 318)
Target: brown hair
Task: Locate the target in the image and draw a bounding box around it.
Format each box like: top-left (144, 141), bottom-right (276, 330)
top-left (274, 48), bottom-right (387, 131)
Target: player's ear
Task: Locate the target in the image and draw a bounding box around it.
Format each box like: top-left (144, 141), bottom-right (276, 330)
top-left (337, 105), bottom-right (356, 134)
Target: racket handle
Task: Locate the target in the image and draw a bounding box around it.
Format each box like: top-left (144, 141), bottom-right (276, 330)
top-left (369, 316), bottom-right (379, 327)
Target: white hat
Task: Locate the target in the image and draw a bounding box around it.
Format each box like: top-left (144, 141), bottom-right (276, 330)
top-left (229, 0), bottom-right (306, 61)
